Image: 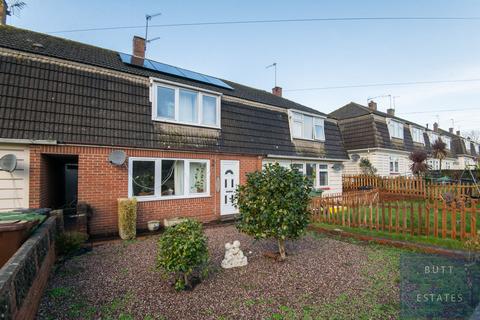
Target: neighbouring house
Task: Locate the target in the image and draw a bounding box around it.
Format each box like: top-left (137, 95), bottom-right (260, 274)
top-left (0, 26), bottom-right (347, 236)
top-left (452, 130), bottom-right (478, 169)
top-left (329, 101), bottom-right (469, 176)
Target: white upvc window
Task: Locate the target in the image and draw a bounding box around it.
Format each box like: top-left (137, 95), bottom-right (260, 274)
top-left (428, 132), bottom-right (440, 145)
top-left (410, 126), bottom-right (425, 144)
top-left (441, 136), bottom-right (451, 150)
top-left (151, 80), bottom-right (221, 128)
top-left (387, 119), bottom-right (404, 140)
top-left (389, 157), bottom-right (399, 174)
top-left (291, 162), bottom-right (329, 188)
top-left (289, 111), bottom-right (325, 141)
top-left (128, 157), bottom-right (210, 201)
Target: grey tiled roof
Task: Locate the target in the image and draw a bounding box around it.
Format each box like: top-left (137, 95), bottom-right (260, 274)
top-left (330, 102), bottom-right (463, 157)
top-left (0, 26), bottom-right (348, 160)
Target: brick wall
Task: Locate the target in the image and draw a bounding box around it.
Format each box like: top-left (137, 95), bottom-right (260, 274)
top-left (29, 145), bottom-right (262, 236)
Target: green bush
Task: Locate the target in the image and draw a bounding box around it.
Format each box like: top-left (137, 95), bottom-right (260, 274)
top-left (56, 231), bottom-right (88, 256)
top-left (235, 163), bottom-right (312, 261)
top-left (157, 219), bottom-right (209, 290)
top-left (118, 198), bottom-right (137, 240)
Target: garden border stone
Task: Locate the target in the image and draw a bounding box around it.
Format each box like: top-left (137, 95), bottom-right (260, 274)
top-left (0, 216), bottom-right (57, 320)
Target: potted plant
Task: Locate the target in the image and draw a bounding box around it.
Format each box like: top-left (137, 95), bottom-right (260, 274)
top-left (147, 220), bottom-right (160, 231)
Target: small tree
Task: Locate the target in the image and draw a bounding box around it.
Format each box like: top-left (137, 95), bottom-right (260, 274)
top-left (432, 139), bottom-right (448, 172)
top-left (409, 150), bottom-right (429, 176)
top-left (157, 219), bottom-right (209, 290)
top-left (235, 163), bottom-right (312, 261)
top-left (359, 158), bottom-right (377, 175)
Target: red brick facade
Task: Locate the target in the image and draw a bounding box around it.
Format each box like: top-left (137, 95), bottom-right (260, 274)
top-left (29, 144), bottom-right (262, 236)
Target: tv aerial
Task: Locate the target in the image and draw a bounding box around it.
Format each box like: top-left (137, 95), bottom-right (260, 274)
top-left (0, 154), bottom-right (17, 172)
top-left (145, 12), bottom-right (162, 53)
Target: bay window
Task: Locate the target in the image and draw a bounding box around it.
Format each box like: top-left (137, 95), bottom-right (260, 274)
top-left (387, 119), bottom-right (404, 139)
top-left (129, 157), bottom-right (210, 200)
top-left (290, 111), bottom-right (325, 141)
top-left (152, 81), bottom-right (221, 128)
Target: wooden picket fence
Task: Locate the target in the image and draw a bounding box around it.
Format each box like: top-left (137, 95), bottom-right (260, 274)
top-left (310, 193), bottom-right (479, 241)
top-left (342, 174), bottom-right (479, 200)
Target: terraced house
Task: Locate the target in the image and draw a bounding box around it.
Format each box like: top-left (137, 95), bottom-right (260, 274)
top-left (330, 101), bottom-right (476, 176)
top-left (0, 26), bottom-right (347, 236)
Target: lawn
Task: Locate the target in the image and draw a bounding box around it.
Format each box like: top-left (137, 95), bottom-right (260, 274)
top-left (37, 225), bottom-right (403, 320)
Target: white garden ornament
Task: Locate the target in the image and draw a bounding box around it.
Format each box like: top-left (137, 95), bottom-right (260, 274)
top-left (221, 240), bottom-right (248, 269)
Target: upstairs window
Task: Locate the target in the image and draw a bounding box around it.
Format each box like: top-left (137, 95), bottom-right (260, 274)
top-left (152, 81), bottom-right (221, 128)
top-left (290, 111), bottom-right (325, 141)
top-left (387, 119), bottom-right (404, 140)
top-left (428, 132), bottom-right (440, 145)
top-left (441, 136), bottom-right (451, 150)
top-left (410, 127), bottom-right (425, 144)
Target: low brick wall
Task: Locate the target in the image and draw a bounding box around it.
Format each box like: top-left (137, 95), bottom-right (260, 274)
top-left (0, 217), bottom-right (57, 320)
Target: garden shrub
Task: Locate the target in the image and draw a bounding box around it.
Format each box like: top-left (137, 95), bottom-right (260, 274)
top-left (235, 163), bottom-right (312, 261)
top-left (157, 219), bottom-right (209, 290)
top-left (56, 231), bottom-right (88, 256)
top-left (118, 198), bottom-right (137, 240)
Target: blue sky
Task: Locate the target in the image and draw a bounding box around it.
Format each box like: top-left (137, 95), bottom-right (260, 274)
top-left (8, 0), bottom-right (480, 133)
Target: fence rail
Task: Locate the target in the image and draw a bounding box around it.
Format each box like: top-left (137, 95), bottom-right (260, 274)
top-left (342, 174), bottom-right (479, 200)
top-left (311, 193), bottom-right (479, 241)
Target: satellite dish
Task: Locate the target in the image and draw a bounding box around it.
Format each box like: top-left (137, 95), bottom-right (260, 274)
top-left (0, 154), bottom-right (17, 172)
top-left (350, 154), bottom-right (360, 162)
top-left (108, 150), bottom-right (126, 165)
top-left (332, 163), bottom-right (344, 172)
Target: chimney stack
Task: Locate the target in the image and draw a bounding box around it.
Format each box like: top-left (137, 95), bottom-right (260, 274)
top-left (272, 86), bottom-right (282, 97)
top-left (449, 127), bottom-right (454, 133)
top-left (368, 100), bottom-right (377, 111)
top-left (0, 0), bottom-right (7, 25)
top-left (433, 122), bottom-right (439, 132)
top-left (387, 108), bottom-right (395, 116)
top-left (132, 36), bottom-right (146, 58)
top-left (456, 130), bottom-right (461, 136)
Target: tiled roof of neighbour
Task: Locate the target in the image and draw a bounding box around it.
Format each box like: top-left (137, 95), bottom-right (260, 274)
top-left (330, 102), bottom-right (463, 157)
top-left (0, 25), bottom-right (326, 116)
top-left (0, 27), bottom-right (348, 160)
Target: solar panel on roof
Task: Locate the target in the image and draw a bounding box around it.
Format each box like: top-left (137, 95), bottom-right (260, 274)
top-left (118, 52), bottom-right (233, 90)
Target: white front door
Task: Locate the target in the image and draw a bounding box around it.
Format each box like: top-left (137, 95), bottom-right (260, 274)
top-left (220, 160), bottom-right (239, 215)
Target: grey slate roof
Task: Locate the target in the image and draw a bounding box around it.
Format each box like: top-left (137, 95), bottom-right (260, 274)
top-left (0, 26), bottom-right (325, 116)
top-left (0, 26), bottom-right (348, 160)
top-left (330, 102), bottom-right (463, 157)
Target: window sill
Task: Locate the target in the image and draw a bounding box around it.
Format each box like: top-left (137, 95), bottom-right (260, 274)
top-left (133, 194), bottom-right (212, 202)
top-left (152, 118), bottom-right (221, 130)
top-left (292, 137), bottom-right (325, 142)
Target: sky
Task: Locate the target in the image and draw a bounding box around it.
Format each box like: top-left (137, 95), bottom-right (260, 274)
top-left (7, 0), bottom-right (480, 133)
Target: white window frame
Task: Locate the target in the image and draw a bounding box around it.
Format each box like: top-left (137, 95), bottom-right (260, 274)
top-left (389, 157), bottom-right (399, 174)
top-left (288, 110), bottom-right (326, 141)
top-left (441, 136), bottom-right (451, 150)
top-left (151, 79), bottom-right (221, 129)
top-left (128, 157), bottom-right (211, 201)
top-left (410, 126), bottom-right (425, 144)
top-left (290, 162), bottom-right (329, 189)
top-left (428, 132), bottom-right (440, 145)
top-left (387, 119), bottom-right (404, 140)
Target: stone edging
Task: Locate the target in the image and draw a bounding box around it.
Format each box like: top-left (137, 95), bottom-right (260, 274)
top-left (0, 216), bottom-right (57, 320)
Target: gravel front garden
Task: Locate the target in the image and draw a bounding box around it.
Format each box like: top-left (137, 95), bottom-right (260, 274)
top-left (37, 225), bottom-right (401, 320)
